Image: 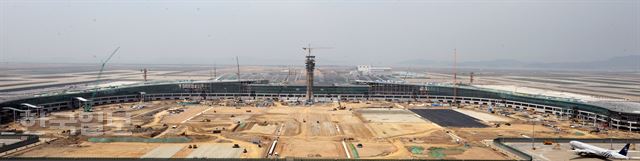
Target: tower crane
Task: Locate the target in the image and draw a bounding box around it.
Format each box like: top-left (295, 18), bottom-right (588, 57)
top-left (141, 68), bottom-right (148, 81)
top-left (84, 47), bottom-right (120, 112)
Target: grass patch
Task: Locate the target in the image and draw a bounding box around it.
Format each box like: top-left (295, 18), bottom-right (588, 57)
top-left (426, 146), bottom-right (467, 159)
top-left (428, 147), bottom-right (446, 159)
top-left (409, 146), bottom-right (424, 154)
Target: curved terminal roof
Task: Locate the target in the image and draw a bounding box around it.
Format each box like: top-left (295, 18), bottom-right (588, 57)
top-left (587, 101), bottom-right (640, 114)
top-left (2, 79), bottom-right (638, 115)
top-left (469, 84), bottom-right (639, 114)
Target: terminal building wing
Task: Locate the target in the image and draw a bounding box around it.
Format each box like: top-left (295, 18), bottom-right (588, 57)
top-left (1, 80), bottom-right (639, 131)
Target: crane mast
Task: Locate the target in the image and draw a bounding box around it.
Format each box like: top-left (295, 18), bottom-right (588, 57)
top-left (85, 47), bottom-right (120, 112)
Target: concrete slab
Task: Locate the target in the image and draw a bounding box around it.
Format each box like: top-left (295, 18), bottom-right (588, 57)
top-left (140, 145), bottom-right (183, 158)
top-left (187, 144), bottom-right (242, 158)
top-left (359, 109), bottom-right (425, 123)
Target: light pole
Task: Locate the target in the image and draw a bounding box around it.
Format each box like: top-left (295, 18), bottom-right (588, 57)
top-left (610, 138), bottom-right (613, 150)
top-left (531, 119), bottom-right (536, 150)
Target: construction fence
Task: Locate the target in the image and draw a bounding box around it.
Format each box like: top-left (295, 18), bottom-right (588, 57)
top-left (0, 134), bottom-right (39, 153)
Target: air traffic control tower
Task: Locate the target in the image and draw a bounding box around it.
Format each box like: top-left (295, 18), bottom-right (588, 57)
top-left (304, 49), bottom-right (316, 103)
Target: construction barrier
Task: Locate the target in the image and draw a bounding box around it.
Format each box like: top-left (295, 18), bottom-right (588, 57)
top-left (0, 134), bottom-right (39, 153)
top-left (492, 139), bottom-right (532, 161)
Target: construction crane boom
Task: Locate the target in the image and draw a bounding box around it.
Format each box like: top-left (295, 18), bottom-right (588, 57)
top-left (141, 68), bottom-right (148, 81)
top-left (85, 47), bottom-right (120, 112)
top-left (236, 56), bottom-right (241, 81)
top-left (453, 48), bottom-right (457, 107)
top-left (213, 63), bottom-right (217, 80)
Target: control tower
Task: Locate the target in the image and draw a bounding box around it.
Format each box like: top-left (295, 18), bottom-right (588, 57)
top-left (303, 46), bottom-right (316, 103)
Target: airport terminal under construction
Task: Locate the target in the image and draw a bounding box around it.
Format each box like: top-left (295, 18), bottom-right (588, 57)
top-left (3, 80), bottom-right (639, 131)
top-left (1, 79), bottom-right (640, 160)
top-left (2, 0), bottom-right (640, 159)
top-left (1, 53), bottom-right (640, 160)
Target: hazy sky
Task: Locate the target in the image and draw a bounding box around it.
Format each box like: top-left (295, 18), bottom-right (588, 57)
top-left (0, 0), bottom-right (638, 66)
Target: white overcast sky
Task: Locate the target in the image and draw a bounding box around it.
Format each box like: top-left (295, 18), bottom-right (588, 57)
top-left (0, 0), bottom-right (638, 65)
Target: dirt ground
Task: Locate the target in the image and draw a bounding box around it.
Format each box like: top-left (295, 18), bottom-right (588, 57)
top-left (14, 142), bottom-right (159, 158)
top-left (8, 100), bottom-right (638, 159)
top-left (1, 101), bottom-right (509, 159)
top-left (277, 139), bottom-right (345, 158)
top-left (352, 141), bottom-right (398, 157)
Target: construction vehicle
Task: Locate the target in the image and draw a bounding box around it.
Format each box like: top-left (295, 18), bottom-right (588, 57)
top-left (543, 140), bottom-right (554, 145)
top-left (336, 95), bottom-right (346, 110)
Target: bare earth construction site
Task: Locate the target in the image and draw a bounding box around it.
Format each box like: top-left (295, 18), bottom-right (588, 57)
top-left (5, 100), bottom-right (512, 159)
top-left (2, 0), bottom-right (640, 160)
top-left (4, 99), bottom-right (640, 160)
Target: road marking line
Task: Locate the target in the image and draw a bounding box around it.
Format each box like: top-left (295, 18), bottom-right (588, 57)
top-left (342, 140), bottom-right (351, 158)
top-left (181, 106), bottom-right (214, 124)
